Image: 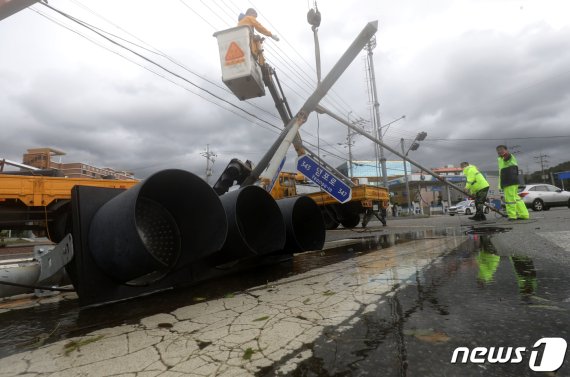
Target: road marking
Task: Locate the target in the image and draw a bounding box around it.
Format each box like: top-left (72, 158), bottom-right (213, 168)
top-left (539, 231), bottom-right (570, 252)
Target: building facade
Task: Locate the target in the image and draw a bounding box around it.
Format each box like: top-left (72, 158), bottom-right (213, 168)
top-left (387, 164), bottom-right (500, 210)
top-left (336, 160), bottom-right (413, 185)
top-left (22, 148), bottom-right (135, 180)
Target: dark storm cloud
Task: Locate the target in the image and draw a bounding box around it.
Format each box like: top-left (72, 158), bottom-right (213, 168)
top-left (1, 64), bottom-right (284, 179)
top-left (3, 2), bottom-right (569, 183)
top-left (379, 23), bottom-right (570, 172)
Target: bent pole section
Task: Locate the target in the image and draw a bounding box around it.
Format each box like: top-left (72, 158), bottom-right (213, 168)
top-left (241, 21), bottom-right (379, 187)
top-left (317, 104), bottom-right (508, 218)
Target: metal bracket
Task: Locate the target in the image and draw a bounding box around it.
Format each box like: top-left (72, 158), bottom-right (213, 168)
top-left (34, 233), bottom-right (74, 281)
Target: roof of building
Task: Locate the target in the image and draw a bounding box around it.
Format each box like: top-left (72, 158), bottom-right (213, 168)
top-left (25, 147), bottom-right (66, 156)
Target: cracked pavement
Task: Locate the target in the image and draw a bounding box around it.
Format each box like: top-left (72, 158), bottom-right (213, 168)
top-left (0, 237), bottom-right (462, 376)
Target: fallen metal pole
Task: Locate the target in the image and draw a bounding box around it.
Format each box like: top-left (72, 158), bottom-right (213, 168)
top-left (317, 105), bottom-right (508, 218)
top-left (241, 21), bottom-right (379, 187)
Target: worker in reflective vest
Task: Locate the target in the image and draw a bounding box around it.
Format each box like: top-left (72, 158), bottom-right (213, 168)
top-left (461, 162), bottom-right (490, 221)
top-left (238, 8), bottom-right (279, 65)
top-left (496, 145), bottom-right (530, 221)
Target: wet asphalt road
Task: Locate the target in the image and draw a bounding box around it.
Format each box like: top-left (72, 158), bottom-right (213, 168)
top-left (291, 208), bottom-right (570, 376)
top-left (0, 208), bottom-right (569, 376)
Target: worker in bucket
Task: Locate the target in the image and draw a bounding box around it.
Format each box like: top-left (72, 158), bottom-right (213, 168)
top-left (496, 145), bottom-right (529, 221)
top-left (460, 162), bottom-right (490, 221)
top-left (238, 8), bottom-right (279, 65)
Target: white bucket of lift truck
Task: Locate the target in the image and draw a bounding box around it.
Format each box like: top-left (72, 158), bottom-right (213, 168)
top-left (213, 26), bottom-right (265, 101)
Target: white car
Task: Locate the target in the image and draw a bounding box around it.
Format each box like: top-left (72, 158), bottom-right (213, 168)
top-left (518, 184), bottom-right (570, 211)
top-left (448, 200), bottom-right (489, 216)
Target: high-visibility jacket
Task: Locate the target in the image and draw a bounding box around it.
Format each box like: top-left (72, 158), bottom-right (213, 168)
top-left (497, 153), bottom-right (519, 189)
top-left (477, 251), bottom-right (500, 283)
top-left (463, 165), bottom-right (489, 194)
top-left (238, 16), bottom-right (273, 37)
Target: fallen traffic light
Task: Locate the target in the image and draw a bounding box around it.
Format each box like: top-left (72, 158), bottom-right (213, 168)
top-left (209, 185), bottom-right (286, 265)
top-left (68, 169), bottom-right (228, 307)
top-left (276, 196), bottom-right (325, 253)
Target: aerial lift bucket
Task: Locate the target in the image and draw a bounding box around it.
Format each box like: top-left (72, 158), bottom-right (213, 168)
top-left (213, 26), bottom-right (266, 100)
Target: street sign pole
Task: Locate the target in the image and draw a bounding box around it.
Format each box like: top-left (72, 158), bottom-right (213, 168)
top-left (316, 105), bottom-right (508, 217)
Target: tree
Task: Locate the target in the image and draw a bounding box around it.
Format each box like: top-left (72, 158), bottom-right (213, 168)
top-left (526, 160), bottom-right (570, 185)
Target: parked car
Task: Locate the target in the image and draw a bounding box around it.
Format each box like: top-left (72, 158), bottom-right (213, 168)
top-left (448, 200), bottom-right (489, 216)
top-left (518, 184), bottom-right (570, 211)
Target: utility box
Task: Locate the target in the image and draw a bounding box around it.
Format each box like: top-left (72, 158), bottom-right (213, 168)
top-left (213, 26), bottom-right (265, 101)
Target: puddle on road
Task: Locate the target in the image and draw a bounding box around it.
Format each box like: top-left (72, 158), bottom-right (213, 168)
top-left (273, 234), bottom-right (570, 377)
top-left (464, 226), bottom-right (512, 235)
top-left (0, 228), bottom-right (460, 359)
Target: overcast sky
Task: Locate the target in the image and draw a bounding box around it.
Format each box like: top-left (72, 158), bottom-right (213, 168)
top-left (1, 0), bottom-right (569, 180)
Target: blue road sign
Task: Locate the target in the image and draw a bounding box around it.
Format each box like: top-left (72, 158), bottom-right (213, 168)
top-left (296, 154), bottom-right (352, 203)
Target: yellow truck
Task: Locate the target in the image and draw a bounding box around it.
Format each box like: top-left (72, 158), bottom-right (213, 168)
top-left (270, 172), bottom-right (390, 229)
top-left (0, 174), bottom-right (137, 242)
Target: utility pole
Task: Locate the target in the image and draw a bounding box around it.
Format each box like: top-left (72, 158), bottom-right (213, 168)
top-left (401, 138), bottom-right (412, 214)
top-left (201, 144), bottom-right (217, 184)
top-left (364, 36), bottom-right (388, 187)
top-left (534, 153), bottom-right (549, 183)
top-left (347, 111), bottom-right (354, 178)
top-left (339, 116), bottom-right (368, 179)
top-left (400, 132), bottom-right (427, 215)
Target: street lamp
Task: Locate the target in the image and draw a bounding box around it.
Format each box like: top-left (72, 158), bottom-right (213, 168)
top-left (382, 115), bottom-right (406, 137)
top-left (401, 131), bottom-right (427, 214)
top-left (347, 111), bottom-right (353, 177)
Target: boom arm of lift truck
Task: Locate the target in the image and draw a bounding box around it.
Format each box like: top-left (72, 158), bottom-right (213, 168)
top-left (0, 0), bottom-right (41, 22)
top-left (214, 26), bottom-right (350, 195)
top-left (214, 22), bottom-right (374, 192)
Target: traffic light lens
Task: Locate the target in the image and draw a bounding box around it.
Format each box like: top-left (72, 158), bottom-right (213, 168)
top-left (136, 197), bottom-right (181, 268)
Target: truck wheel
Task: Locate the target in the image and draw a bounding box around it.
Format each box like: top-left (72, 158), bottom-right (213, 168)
top-left (322, 210), bottom-right (340, 230)
top-left (340, 213), bottom-right (360, 229)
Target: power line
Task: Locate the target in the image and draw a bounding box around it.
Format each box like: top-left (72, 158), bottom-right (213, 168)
top-left (177, 0), bottom-right (218, 30)
top-left (198, 0), bottom-right (234, 28)
top-left (412, 135), bottom-right (570, 141)
top-left (37, 2), bottom-right (362, 169)
top-left (30, 6), bottom-right (283, 144)
top-left (39, 2), bottom-right (282, 131)
top-left (209, 0), bottom-right (240, 26)
top-left (173, 1), bottom-right (366, 155)
top-left (246, 0), bottom-right (364, 119)
top-left (70, 1), bottom-right (286, 124)
top-left (173, 2), bottom-right (345, 152)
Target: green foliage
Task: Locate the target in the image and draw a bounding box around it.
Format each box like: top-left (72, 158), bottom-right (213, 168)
top-left (243, 347), bottom-right (255, 360)
top-left (526, 160), bottom-right (570, 185)
top-left (63, 335), bottom-right (105, 356)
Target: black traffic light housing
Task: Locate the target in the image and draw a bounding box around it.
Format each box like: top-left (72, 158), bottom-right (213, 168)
top-left (67, 168), bottom-right (326, 307)
top-left (68, 169), bottom-right (228, 307)
top-left (212, 159), bottom-right (253, 195)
